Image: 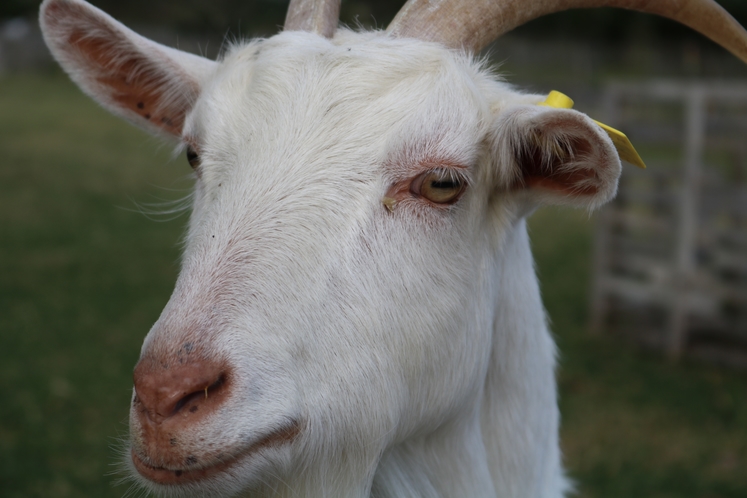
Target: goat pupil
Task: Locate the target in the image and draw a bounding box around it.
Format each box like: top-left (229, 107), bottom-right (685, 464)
top-left (431, 179), bottom-right (458, 190)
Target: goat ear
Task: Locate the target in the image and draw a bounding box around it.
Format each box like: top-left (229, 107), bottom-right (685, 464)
top-left (39, 0), bottom-right (217, 137)
top-left (492, 105), bottom-right (622, 210)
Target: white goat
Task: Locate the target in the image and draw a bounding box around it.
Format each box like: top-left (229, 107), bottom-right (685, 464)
top-left (39, 0), bottom-right (747, 496)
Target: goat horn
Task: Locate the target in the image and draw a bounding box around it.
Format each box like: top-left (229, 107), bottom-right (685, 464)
top-left (387, 0), bottom-right (747, 63)
top-left (284, 0), bottom-right (341, 38)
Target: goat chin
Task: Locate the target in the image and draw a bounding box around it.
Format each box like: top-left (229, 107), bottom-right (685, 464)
top-left (39, 0), bottom-right (747, 496)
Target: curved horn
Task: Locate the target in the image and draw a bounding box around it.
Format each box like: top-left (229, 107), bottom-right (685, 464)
top-left (387, 0), bottom-right (747, 63)
top-left (284, 0), bottom-right (341, 38)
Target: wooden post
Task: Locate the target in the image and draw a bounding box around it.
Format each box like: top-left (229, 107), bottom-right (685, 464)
top-left (666, 85), bottom-right (705, 360)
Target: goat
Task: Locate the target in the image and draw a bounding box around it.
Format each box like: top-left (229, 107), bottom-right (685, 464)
top-left (39, 0), bottom-right (747, 496)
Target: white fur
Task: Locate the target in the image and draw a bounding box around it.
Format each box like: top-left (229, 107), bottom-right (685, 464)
top-left (40, 1), bottom-right (622, 497)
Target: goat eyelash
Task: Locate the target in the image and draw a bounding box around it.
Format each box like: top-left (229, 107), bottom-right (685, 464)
top-left (425, 167), bottom-right (472, 186)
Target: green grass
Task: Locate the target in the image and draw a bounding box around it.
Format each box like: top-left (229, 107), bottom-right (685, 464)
top-left (0, 73), bottom-right (186, 497)
top-left (1, 74), bottom-right (746, 497)
top-left (530, 208), bottom-right (747, 498)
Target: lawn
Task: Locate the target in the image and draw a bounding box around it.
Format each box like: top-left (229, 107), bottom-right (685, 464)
top-left (1, 73), bottom-right (745, 497)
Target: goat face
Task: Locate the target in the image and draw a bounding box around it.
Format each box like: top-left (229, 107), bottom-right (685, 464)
top-left (130, 32), bottom-right (510, 494)
top-left (48, 0), bottom-right (747, 495)
top-left (128, 31), bottom-right (599, 496)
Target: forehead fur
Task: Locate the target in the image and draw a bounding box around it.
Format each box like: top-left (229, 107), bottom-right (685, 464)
top-left (185, 30), bottom-right (511, 166)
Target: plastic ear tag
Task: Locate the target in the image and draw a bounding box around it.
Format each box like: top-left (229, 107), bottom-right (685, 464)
top-left (538, 90), bottom-right (646, 169)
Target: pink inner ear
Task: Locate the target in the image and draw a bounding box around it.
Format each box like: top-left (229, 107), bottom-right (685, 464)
top-left (46, 0), bottom-right (187, 135)
top-left (517, 136), bottom-right (600, 197)
top-left (70, 30), bottom-right (185, 135)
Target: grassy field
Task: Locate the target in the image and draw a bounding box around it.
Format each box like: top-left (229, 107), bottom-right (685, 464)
top-left (1, 73), bottom-right (745, 497)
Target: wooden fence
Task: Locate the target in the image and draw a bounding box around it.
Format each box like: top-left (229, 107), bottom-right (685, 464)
top-left (590, 81), bottom-right (747, 366)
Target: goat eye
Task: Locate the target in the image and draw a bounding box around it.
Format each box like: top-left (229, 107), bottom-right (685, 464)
top-left (186, 146), bottom-right (200, 169)
top-left (411, 170), bottom-right (466, 205)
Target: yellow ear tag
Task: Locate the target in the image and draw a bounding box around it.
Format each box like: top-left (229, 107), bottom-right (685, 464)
top-left (538, 90), bottom-right (646, 169)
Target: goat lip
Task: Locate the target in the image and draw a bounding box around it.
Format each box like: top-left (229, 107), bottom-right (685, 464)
top-left (131, 421), bottom-right (301, 485)
top-left (131, 448), bottom-right (234, 485)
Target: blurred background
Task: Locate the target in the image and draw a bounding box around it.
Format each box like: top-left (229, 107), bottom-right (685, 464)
top-left (1, 1), bottom-right (746, 496)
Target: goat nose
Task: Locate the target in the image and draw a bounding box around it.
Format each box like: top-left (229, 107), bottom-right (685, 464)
top-left (133, 358), bottom-right (229, 424)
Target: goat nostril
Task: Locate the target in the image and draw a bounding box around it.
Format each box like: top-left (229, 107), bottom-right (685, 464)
top-left (171, 373), bottom-right (227, 416)
top-left (132, 359), bottom-right (230, 424)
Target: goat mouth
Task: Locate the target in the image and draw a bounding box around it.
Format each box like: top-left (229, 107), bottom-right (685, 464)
top-left (131, 421), bottom-right (301, 485)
